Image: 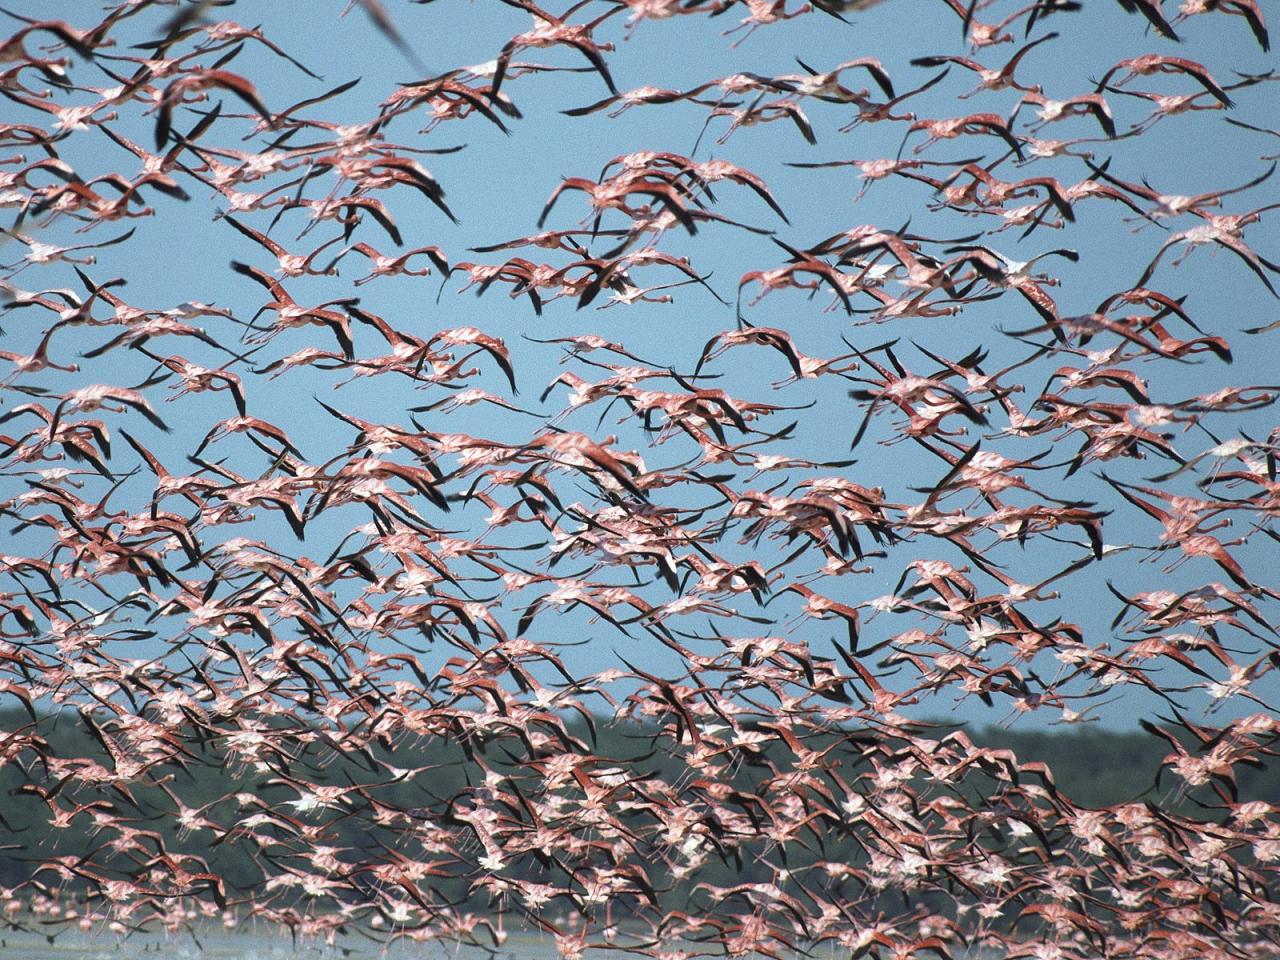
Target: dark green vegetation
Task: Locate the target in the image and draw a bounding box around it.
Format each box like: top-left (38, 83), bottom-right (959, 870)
top-left (3, 708), bottom-right (1275, 903)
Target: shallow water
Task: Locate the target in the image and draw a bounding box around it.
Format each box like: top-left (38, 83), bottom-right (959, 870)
top-left (0, 929), bottom-right (562, 960)
top-left (0, 928), bottom-right (1010, 959)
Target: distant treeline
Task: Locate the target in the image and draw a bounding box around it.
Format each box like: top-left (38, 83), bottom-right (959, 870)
top-left (1, 708), bottom-right (1274, 906)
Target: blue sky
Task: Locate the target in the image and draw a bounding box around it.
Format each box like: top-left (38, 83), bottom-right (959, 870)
top-left (4, 0), bottom-right (1280, 731)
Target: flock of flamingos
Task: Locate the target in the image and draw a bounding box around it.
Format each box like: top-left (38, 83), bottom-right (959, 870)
top-left (2, 0), bottom-right (1280, 957)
